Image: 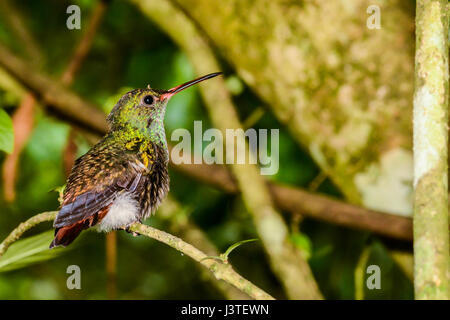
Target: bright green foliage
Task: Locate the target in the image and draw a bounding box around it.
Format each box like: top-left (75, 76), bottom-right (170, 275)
top-left (0, 108), bottom-right (13, 153)
top-left (290, 232), bottom-right (312, 260)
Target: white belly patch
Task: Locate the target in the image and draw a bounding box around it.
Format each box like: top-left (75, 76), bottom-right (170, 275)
top-left (97, 192), bottom-right (139, 232)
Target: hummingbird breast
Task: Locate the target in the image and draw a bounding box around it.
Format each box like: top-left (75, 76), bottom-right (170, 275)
top-left (109, 139), bottom-right (170, 227)
top-left (136, 142), bottom-right (170, 220)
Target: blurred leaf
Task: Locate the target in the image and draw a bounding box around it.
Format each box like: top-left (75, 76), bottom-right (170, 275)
top-left (290, 232), bottom-right (312, 260)
top-left (354, 246), bottom-right (371, 300)
top-left (363, 241), bottom-right (414, 299)
top-left (0, 230), bottom-right (66, 272)
top-left (0, 108), bottom-right (13, 153)
top-left (312, 244), bottom-right (333, 259)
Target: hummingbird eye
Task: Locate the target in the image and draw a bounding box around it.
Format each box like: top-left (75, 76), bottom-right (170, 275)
top-left (143, 95), bottom-right (154, 105)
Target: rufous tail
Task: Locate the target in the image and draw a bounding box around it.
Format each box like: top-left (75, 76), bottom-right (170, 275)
top-left (49, 223), bottom-right (85, 248)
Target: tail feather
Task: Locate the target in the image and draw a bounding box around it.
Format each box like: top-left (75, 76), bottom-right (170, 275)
top-left (50, 205), bottom-right (111, 248)
top-left (49, 223), bottom-right (85, 248)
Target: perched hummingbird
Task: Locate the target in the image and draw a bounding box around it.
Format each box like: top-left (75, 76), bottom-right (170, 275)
top-left (50, 72), bottom-right (222, 248)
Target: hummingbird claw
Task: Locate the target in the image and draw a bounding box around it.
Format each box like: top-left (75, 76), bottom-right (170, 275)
top-left (122, 225), bottom-right (140, 237)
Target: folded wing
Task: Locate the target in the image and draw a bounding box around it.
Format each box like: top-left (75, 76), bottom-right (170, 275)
top-left (53, 139), bottom-right (146, 229)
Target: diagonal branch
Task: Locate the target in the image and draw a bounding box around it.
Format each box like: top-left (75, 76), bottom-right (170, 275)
top-left (174, 159), bottom-right (413, 241)
top-left (0, 212), bottom-right (274, 300)
top-left (0, 211), bottom-right (56, 257)
top-left (0, 0), bottom-right (44, 66)
top-left (61, 0), bottom-right (109, 85)
top-left (158, 197), bottom-right (252, 299)
top-left (128, 223), bottom-right (274, 300)
top-left (0, 42), bottom-right (108, 134)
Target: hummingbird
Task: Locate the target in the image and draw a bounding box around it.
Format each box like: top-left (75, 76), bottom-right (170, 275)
top-left (50, 72), bottom-right (222, 248)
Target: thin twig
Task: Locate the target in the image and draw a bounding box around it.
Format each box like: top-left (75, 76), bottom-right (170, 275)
top-left (0, 42), bottom-right (108, 134)
top-left (0, 211), bottom-right (57, 257)
top-left (0, 212), bottom-right (274, 300)
top-left (61, 0), bottom-right (109, 85)
top-left (2, 93), bottom-right (36, 202)
top-left (127, 223), bottom-right (274, 300)
top-left (0, 0), bottom-right (43, 66)
top-left (158, 197), bottom-right (252, 299)
top-left (105, 231), bottom-right (117, 299)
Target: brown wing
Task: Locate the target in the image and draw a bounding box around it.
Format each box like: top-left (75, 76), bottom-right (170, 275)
top-left (53, 138), bottom-right (146, 229)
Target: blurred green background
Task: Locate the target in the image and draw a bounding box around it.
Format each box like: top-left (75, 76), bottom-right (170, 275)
top-left (0, 0), bottom-right (413, 300)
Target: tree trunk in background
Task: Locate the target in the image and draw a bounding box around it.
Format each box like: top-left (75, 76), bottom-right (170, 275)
top-left (413, 0), bottom-right (449, 300)
top-left (172, 0), bottom-right (415, 215)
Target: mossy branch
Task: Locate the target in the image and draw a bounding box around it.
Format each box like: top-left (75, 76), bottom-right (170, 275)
top-left (0, 211), bottom-right (57, 257)
top-left (0, 212), bottom-right (274, 300)
top-left (127, 223), bottom-right (274, 300)
top-left (158, 197), bottom-right (251, 299)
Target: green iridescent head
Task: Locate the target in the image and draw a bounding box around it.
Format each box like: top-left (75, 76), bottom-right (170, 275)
top-left (107, 72), bottom-right (222, 140)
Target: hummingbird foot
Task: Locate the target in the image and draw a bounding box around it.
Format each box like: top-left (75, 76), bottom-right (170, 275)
top-left (122, 225), bottom-right (140, 237)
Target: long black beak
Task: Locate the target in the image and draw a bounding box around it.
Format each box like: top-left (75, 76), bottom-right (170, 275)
top-left (160, 72), bottom-right (222, 100)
